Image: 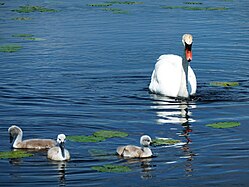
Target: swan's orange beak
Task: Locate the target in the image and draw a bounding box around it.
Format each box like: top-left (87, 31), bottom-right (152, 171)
top-left (186, 49), bottom-right (192, 62)
top-left (185, 43), bottom-right (192, 62)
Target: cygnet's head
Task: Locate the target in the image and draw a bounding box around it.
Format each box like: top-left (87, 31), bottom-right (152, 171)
top-left (140, 135), bottom-right (152, 147)
top-left (182, 34), bottom-right (193, 62)
top-left (57, 134), bottom-right (66, 144)
top-left (8, 125), bottom-right (22, 143)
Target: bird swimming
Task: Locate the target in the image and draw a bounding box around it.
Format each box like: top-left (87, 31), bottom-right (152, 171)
top-left (149, 34), bottom-right (197, 98)
top-left (8, 125), bottom-right (56, 149)
top-left (116, 135), bottom-right (153, 158)
top-left (47, 134), bottom-right (70, 161)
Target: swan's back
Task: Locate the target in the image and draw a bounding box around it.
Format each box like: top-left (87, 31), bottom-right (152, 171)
top-left (117, 145), bottom-right (152, 158)
top-left (20, 139), bottom-right (56, 149)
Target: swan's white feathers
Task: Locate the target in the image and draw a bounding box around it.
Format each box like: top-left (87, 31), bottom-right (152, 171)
top-left (149, 54), bottom-right (182, 97)
top-left (149, 34), bottom-right (196, 98)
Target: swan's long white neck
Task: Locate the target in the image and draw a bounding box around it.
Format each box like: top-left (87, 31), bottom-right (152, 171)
top-left (178, 50), bottom-right (190, 98)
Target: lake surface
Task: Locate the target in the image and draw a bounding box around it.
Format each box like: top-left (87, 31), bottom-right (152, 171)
top-left (0, 0), bottom-right (249, 186)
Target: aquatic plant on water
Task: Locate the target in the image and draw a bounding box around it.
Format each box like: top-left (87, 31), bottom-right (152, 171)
top-left (67, 135), bottom-right (106, 143)
top-left (152, 138), bottom-right (181, 146)
top-left (68, 130), bottom-right (128, 143)
top-left (184, 2), bottom-right (203, 5)
top-left (105, 1), bottom-right (143, 5)
top-left (87, 3), bottom-right (113, 7)
top-left (206, 122), bottom-right (240, 129)
top-left (161, 6), bottom-right (229, 11)
top-left (210, 81), bottom-right (239, 87)
top-left (12, 5), bottom-right (57, 13)
top-left (93, 130), bottom-right (128, 139)
top-left (0, 44), bottom-right (22, 52)
top-left (0, 150), bottom-right (33, 159)
top-left (12, 34), bottom-right (34, 38)
top-left (103, 8), bottom-right (129, 14)
top-left (92, 164), bottom-right (131, 173)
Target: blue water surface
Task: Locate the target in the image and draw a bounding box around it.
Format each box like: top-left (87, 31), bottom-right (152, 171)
top-left (0, 0), bottom-right (249, 186)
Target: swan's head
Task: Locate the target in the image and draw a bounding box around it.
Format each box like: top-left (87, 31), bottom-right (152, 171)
top-left (182, 34), bottom-right (193, 62)
top-left (8, 125), bottom-right (22, 143)
top-left (140, 135), bottom-right (152, 147)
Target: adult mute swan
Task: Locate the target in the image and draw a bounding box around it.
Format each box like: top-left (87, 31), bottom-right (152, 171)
top-left (116, 135), bottom-right (153, 158)
top-left (8, 125), bottom-right (56, 149)
top-left (47, 134), bottom-right (70, 161)
top-left (149, 34), bottom-right (197, 98)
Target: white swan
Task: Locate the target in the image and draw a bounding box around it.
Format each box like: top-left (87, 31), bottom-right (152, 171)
top-left (47, 134), bottom-right (70, 161)
top-left (8, 125), bottom-right (56, 149)
top-left (149, 34), bottom-right (197, 98)
top-left (116, 135), bottom-right (153, 158)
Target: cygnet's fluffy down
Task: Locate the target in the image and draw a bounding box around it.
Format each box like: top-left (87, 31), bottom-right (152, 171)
top-left (47, 134), bottom-right (70, 161)
top-left (117, 135), bottom-right (153, 158)
top-left (8, 125), bottom-right (56, 149)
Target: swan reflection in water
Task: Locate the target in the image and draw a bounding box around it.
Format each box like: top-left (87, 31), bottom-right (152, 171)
top-left (150, 94), bottom-right (196, 175)
top-left (125, 157), bottom-right (154, 180)
top-left (150, 94), bottom-right (195, 143)
top-left (9, 149), bottom-right (68, 186)
top-left (49, 161), bottom-right (67, 186)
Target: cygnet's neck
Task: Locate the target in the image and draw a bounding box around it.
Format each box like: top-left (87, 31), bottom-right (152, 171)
top-left (142, 146), bottom-right (152, 155)
top-left (13, 132), bottom-right (23, 147)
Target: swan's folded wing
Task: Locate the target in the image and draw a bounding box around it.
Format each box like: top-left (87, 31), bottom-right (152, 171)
top-left (22, 139), bottom-right (56, 149)
top-left (150, 55), bottom-right (182, 97)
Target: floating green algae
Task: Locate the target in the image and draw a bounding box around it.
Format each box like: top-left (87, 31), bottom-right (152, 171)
top-left (12, 17), bottom-right (33, 21)
top-left (67, 135), bottom-right (106, 143)
top-left (210, 81), bottom-right (239, 87)
top-left (0, 150), bottom-right (33, 159)
top-left (184, 2), bottom-right (203, 5)
top-left (92, 164), bottom-right (131, 173)
top-left (12, 5), bottom-right (57, 13)
top-left (68, 130), bottom-right (128, 143)
top-left (152, 138), bottom-right (181, 146)
top-left (0, 44), bottom-right (22, 53)
top-left (161, 6), bottom-right (228, 11)
top-left (12, 34), bottom-right (45, 41)
top-left (93, 130), bottom-right (128, 139)
top-left (206, 122), bottom-right (240, 129)
top-left (103, 8), bottom-right (129, 14)
top-left (87, 3), bottom-right (113, 7)
top-left (12, 34), bottom-right (34, 38)
top-left (105, 0), bottom-right (143, 5)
